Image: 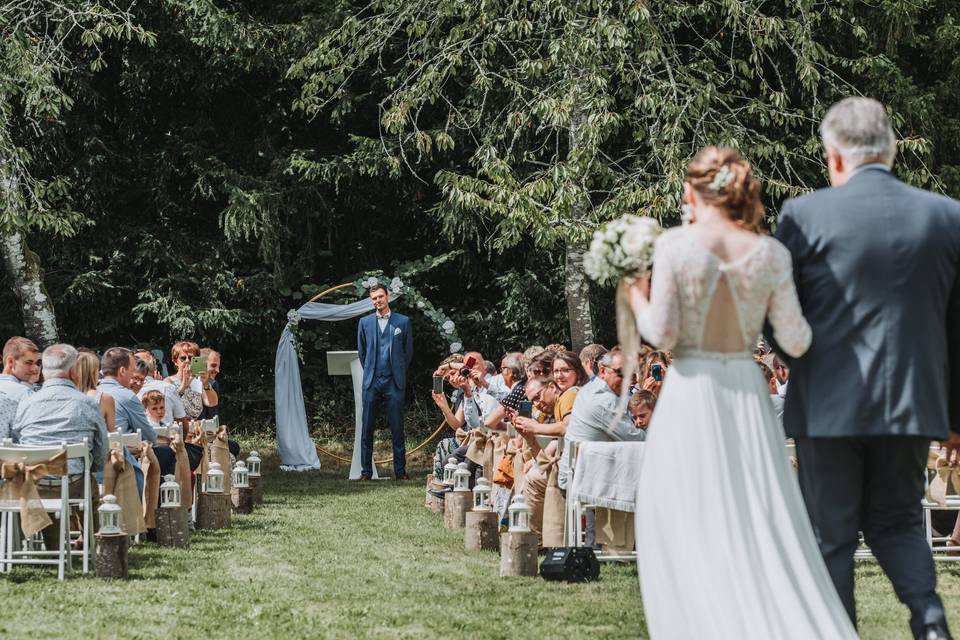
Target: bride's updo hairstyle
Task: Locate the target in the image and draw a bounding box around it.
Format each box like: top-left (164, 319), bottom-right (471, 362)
top-left (686, 147), bottom-right (764, 232)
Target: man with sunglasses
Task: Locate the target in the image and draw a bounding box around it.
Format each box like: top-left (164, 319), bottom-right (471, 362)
top-left (559, 349), bottom-right (645, 491)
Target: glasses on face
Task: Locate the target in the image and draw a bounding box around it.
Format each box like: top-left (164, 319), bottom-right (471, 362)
top-left (529, 368), bottom-right (544, 376)
top-left (553, 367), bottom-right (573, 375)
top-left (178, 355), bottom-right (190, 362)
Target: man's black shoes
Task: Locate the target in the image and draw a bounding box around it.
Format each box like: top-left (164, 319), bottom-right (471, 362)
top-left (922, 623), bottom-right (952, 640)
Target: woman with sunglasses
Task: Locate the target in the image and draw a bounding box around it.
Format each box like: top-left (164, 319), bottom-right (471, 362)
top-left (164, 341), bottom-right (217, 419)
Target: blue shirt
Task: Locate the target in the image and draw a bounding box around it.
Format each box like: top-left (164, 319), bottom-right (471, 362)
top-left (560, 376), bottom-right (645, 489)
top-left (11, 378), bottom-right (108, 474)
top-left (0, 392), bottom-right (18, 440)
top-left (97, 377), bottom-right (158, 444)
top-left (0, 373), bottom-right (34, 403)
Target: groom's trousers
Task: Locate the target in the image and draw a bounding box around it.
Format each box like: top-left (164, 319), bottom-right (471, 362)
top-left (796, 436), bottom-right (946, 638)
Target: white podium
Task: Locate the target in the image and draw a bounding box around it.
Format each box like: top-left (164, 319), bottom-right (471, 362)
top-left (326, 351), bottom-right (379, 480)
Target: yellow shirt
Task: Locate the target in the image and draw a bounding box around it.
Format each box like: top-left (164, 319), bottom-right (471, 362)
top-left (555, 387), bottom-right (578, 423)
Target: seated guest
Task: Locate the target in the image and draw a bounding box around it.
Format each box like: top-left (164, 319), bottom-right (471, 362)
top-left (130, 358), bottom-right (150, 394)
top-left (98, 347), bottom-right (177, 477)
top-left (486, 352), bottom-right (523, 401)
top-left (637, 349), bottom-right (671, 396)
top-left (579, 343), bottom-right (608, 379)
top-left (560, 349), bottom-right (645, 490)
top-left (629, 390), bottom-right (657, 431)
top-left (165, 341), bottom-right (217, 420)
top-left (199, 348), bottom-right (221, 420)
top-left (11, 344), bottom-right (108, 547)
top-left (12, 344), bottom-right (107, 485)
top-left (141, 390), bottom-right (167, 427)
top-left (0, 336), bottom-right (40, 402)
top-left (135, 352), bottom-right (187, 426)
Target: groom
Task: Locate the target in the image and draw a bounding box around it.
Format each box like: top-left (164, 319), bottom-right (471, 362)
top-left (770, 97), bottom-right (960, 640)
top-left (357, 283), bottom-right (413, 480)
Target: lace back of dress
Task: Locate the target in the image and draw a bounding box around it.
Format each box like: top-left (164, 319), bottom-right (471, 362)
top-left (700, 273), bottom-right (746, 353)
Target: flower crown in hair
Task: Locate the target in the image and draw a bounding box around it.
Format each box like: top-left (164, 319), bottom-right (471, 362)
top-left (709, 165), bottom-right (734, 193)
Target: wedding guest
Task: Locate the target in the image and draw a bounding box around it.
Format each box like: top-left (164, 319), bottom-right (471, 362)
top-left (0, 336), bottom-right (40, 402)
top-left (12, 344), bottom-right (108, 547)
top-left (579, 343), bottom-right (608, 379)
top-left (559, 349), bottom-right (645, 490)
top-left (629, 390), bottom-right (657, 430)
top-left (199, 347), bottom-right (221, 420)
top-left (75, 349), bottom-right (116, 433)
top-left (638, 350), bottom-right (671, 396)
top-left (130, 358), bottom-right (149, 394)
top-left (98, 347), bottom-right (177, 476)
top-left (141, 390), bottom-right (167, 427)
top-left (12, 343), bottom-right (108, 478)
top-left (164, 341), bottom-right (217, 419)
top-left (135, 353), bottom-right (187, 426)
top-left (486, 352), bottom-right (523, 400)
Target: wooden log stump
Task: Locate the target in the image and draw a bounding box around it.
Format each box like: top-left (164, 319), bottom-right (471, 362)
top-left (443, 491), bottom-right (471, 529)
top-left (249, 475), bottom-right (263, 506)
top-left (156, 506), bottom-right (191, 548)
top-left (428, 491), bottom-right (445, 514)
top-left (196, 492), bottom-right (232, 530)
top-left (95, 533), bottom-right (128, 579)
top-left (424, 474), bottom-right (434, 508)
top-left (500, 531), bottom-right (538, 577)
top-left (232, 486), bottom-right (254, 514)
top-left (465, 510), bottom-right (499, 551)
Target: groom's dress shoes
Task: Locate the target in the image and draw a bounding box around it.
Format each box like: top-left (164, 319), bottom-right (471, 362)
top-left (922, 623), bottom-right (952, 640)
top-left (359, 474), bottom-right (372, 481)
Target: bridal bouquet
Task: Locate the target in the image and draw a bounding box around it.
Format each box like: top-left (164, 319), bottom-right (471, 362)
top-left (584, 214), bottom-right (662, 286)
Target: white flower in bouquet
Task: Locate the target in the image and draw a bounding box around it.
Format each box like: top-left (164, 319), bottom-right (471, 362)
top-left (287, 309), bottom-right (302, 325)
top-left (449, 342), bottom-right (463, 353)
top-left (584, 214), bottom-right (661, 286)
top-left (442, 320), bottom-right (456, 334)
top-left (390, 277), bottom-right (403, 293)
top-left (363, 276), bottom-right (380, 288)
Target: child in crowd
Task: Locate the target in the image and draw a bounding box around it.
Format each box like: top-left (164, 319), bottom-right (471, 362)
top-left (629, 390), bottom-right (657, 430)
top-left (141, 389), bottom-right (167, 428)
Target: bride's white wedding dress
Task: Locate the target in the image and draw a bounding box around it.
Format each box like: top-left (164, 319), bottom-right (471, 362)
top-left (635, 226), bottom-right (857, 639)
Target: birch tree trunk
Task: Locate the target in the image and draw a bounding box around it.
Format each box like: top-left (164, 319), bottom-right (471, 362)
top-left (0, 230), bottom-right (60, 347)
top-left (564, 78), bottom-right (595, 352)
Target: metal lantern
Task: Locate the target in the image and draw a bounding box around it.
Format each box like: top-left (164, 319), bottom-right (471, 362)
top-left (246, 451), bottom-right (261, 477)
top-left (232, 460), bottom-right (250, 488)
top-left (99, 494), bottom-right (123, 535)
top-left (160, 474), bottom-right (181, 508)
top-left (472, 478), bottom-right (492, 511)
top-left (442, 457), bottom-right (458, 486)
top-left (453, 462), bottom-right (471, 492)
top-left (508, 494), bottom-right (531, 532)
top-left (207, 462), bottom-right (225, 493)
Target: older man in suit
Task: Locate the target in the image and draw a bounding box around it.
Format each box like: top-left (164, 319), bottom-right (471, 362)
top-left (357, 283), bottom-right (413, 480)
top-left (770, 97), bottom-right (960, 640)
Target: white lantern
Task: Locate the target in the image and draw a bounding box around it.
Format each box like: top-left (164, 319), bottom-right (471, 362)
top-left (232, 460), bottom-right (250, 488)
top-left (453, 462), bottom-right (471, 492)
top-left (160, 474), bottom-right (181, 508)
top-left (442, 457), bottom-right (458, 486)
top-left (99, 494), bottom-right (123, 535)
top-left (508, 495), bottom-right (531, 532)
top-left (472, 478), bottom-right (492, 511)
top-left (246, 451), bottom-right (261, 477)
top-left (207, 462), bottom-right (225, 493)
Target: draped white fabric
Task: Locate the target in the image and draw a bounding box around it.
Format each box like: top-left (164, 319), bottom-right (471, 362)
top-left (275, 295), bottom-right (399, 470)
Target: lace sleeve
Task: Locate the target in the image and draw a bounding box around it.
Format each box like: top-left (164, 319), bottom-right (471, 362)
top-left (767, 247), bottom-right (812, 358)
top-left (637, 235), bottom-right (680, 350)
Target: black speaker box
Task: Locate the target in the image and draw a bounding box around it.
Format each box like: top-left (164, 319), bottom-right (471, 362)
top-left (539, 547), bottom-right (600, 583)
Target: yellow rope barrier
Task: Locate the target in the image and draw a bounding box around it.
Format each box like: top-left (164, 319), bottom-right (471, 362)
top-left (304, 279), bottom-right (451, 466)
top-left (315, 420), bottom-right (453, 465)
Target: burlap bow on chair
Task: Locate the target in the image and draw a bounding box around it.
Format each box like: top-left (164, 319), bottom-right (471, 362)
top-left (103, 444), bottom-right (146, 535)
top-left (171, 434), bottom-right (193, 511)
top-left (0, 451), bottom-right (68, 537)
top-left (465, 430), bottom-right (495, 481)
top-left (139, 442), bottom-right (162, 528)
top-left (927, 453), bottom-right (960, 507)
top-left (537, 449), bottom-right (565, 548)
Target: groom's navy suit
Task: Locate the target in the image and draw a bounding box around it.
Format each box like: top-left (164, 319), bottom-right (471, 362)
top-left (358, 311), bottom-right (413, 478)
top-left (769, 165), bottom-right (960, 637)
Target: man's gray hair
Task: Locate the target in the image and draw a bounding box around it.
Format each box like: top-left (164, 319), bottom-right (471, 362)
top-left (820, 97), bottom-right (897, 167)
top-left (42, 343), bottom-right (79, 377)
top-left (598, 349), bottom-right (622, 369)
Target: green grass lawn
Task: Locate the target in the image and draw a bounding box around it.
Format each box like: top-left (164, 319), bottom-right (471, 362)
top-left (0, 448), bottom-right (957, 639)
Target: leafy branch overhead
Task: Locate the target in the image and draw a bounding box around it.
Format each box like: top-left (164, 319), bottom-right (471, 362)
top-left (290, 0), bottom-right (949, 247)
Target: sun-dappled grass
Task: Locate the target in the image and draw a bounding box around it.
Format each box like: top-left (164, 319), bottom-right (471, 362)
top-left (0, 445), bottom-right (957, 639)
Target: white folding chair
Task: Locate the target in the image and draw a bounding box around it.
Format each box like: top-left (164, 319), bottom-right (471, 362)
top-left (0, 438), bottom-right (93, 579)
top-left (923, 445), bottom-right (960, 561)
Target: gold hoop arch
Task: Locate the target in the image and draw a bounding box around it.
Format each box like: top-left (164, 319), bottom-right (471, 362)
top-left (304, 281), bottom-right (452, 465)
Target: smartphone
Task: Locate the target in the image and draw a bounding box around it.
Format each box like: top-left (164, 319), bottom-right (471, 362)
top-left (463, 355), bottom-right (477, 370)
top-left (651, 363), bottom-right (663, 382)
top-left (432, 376), bottom-right (444, 394)
top-left (518, 400), bottom-right (533, 419)
top-left (190, 355), bottom-right (207, 375)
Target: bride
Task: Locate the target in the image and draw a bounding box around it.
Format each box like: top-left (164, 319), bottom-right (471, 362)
top-left (628, 147), bottom-right (857, 639)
